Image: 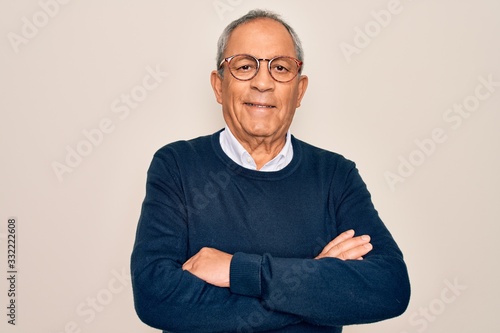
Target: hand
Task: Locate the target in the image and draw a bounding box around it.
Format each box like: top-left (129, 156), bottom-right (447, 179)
top-left (315, 229), bottom-right (373, 260)
top-left (182, 247), bottom-right (233, 288)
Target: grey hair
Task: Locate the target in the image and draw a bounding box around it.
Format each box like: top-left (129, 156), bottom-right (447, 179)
top-left (216, 9), bottom-right (304, 77)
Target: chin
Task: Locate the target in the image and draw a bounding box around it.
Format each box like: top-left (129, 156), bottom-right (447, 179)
top-left (244, 126), bottom-right (276, 138)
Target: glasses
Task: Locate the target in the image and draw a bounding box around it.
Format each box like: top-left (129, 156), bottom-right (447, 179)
top-left (219, 54), bottom-right (303, 83)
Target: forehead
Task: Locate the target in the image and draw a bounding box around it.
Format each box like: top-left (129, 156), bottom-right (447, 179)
top-left (225, 18), bottom-right (296, 58)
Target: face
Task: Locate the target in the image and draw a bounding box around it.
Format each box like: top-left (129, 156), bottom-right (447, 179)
top-left (211, 18), bottom-right (308, 145)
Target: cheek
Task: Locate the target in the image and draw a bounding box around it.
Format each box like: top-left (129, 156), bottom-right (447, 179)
top-left (222, 82), bottom-right (244, 106)
top-left (291, 88), bottom-right (301, 107)
top-left (279, 87), bottom-right (300, 109)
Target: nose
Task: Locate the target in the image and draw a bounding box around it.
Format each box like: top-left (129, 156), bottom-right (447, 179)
top-left (250, 60), bottom-right (275, 92)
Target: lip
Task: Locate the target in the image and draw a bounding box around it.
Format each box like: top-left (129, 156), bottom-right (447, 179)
top-left (244, 102), bottom-right (276, 109)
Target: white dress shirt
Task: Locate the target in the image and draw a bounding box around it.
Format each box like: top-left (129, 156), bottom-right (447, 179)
top-left (219, 127), bottom-right (293, 172)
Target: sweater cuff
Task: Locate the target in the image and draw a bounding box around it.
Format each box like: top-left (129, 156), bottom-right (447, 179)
top-left (230, 252), bottom-right (262, 297)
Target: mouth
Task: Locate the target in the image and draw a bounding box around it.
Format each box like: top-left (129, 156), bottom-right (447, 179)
top-left (244, 102), bottom-right (276, 109)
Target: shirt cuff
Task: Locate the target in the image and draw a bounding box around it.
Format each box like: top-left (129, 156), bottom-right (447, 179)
top-left (230, 252), bottom-right (262, 297)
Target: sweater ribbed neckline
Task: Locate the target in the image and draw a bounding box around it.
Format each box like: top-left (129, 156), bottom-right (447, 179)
top-left (211, 129), bottom-right (302, 181)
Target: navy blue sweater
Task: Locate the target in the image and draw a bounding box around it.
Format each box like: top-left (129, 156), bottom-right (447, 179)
top-left (131, 131), bottom-right (410, 332)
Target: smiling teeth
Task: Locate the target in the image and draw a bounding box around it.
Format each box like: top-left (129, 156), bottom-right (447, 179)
top-left (247, 103), bottom-right (274, 108)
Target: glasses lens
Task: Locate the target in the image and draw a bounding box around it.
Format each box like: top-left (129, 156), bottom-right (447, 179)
top-left (269, 57), bottom-right (299, 82)
top-left (228, 55), bottom-right (258, 80)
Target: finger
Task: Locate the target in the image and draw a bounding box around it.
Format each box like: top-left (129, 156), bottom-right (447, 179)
top-left (182, 247), bottom-right (207, 271)
top-left (182, 260), bottom-right (191, 271)
top-left (319, 235), bottom-right (371, 260)
top-left (317, 229), bottom-right (355, 257)
top-left (336, 242), bottom-right (373, 261)
top-left (182, 255), bottom-right (195, 271)
top-left (318, 229), bottom-right (360, 257)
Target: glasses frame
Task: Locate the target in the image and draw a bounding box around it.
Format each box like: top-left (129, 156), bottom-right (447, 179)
top-left (219, 54), bottom-right (303, 83)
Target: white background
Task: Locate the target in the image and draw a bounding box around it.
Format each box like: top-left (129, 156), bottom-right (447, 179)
top-left (1, 0), bottom-right (499, 332)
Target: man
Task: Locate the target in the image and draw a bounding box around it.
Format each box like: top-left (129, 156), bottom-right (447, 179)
top-left (131, 9), bottom-right (410, 333)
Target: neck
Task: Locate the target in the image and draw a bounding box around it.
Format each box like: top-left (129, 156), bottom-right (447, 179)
top-left (232, 129), bottom-right (287, 170)
top-left (245, 138), bottom-right (286, 170)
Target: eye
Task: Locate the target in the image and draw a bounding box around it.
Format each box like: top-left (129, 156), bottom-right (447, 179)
top-left (230, 55), bottom-right (258, 73)
top-left (273, 65), bottom-right (289, 72)
top-left (270, 58), bottom-right (295, 74)
top-left (238, 64), bottom-right (254, 71)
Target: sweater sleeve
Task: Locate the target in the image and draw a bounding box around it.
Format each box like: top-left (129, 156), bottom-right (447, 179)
top-left (229, 161), bottom-right (411, 326)
top-left (130, 148), bottom-right (301, 332)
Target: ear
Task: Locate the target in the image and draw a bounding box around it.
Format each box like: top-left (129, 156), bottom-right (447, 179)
top-left (295, 75), bottom-right (309, 108)
top-left (210, 70), bottom-right (223, 105)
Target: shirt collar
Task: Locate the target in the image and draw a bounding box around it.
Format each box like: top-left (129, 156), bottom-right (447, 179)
top-left (219, 127), bottom-right (293, 172)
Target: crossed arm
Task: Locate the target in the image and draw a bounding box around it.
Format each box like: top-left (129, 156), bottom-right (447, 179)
top-left (182, 229), bottom-right (373, 288)
top-left (132, 149), bottom-right (410, 331)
